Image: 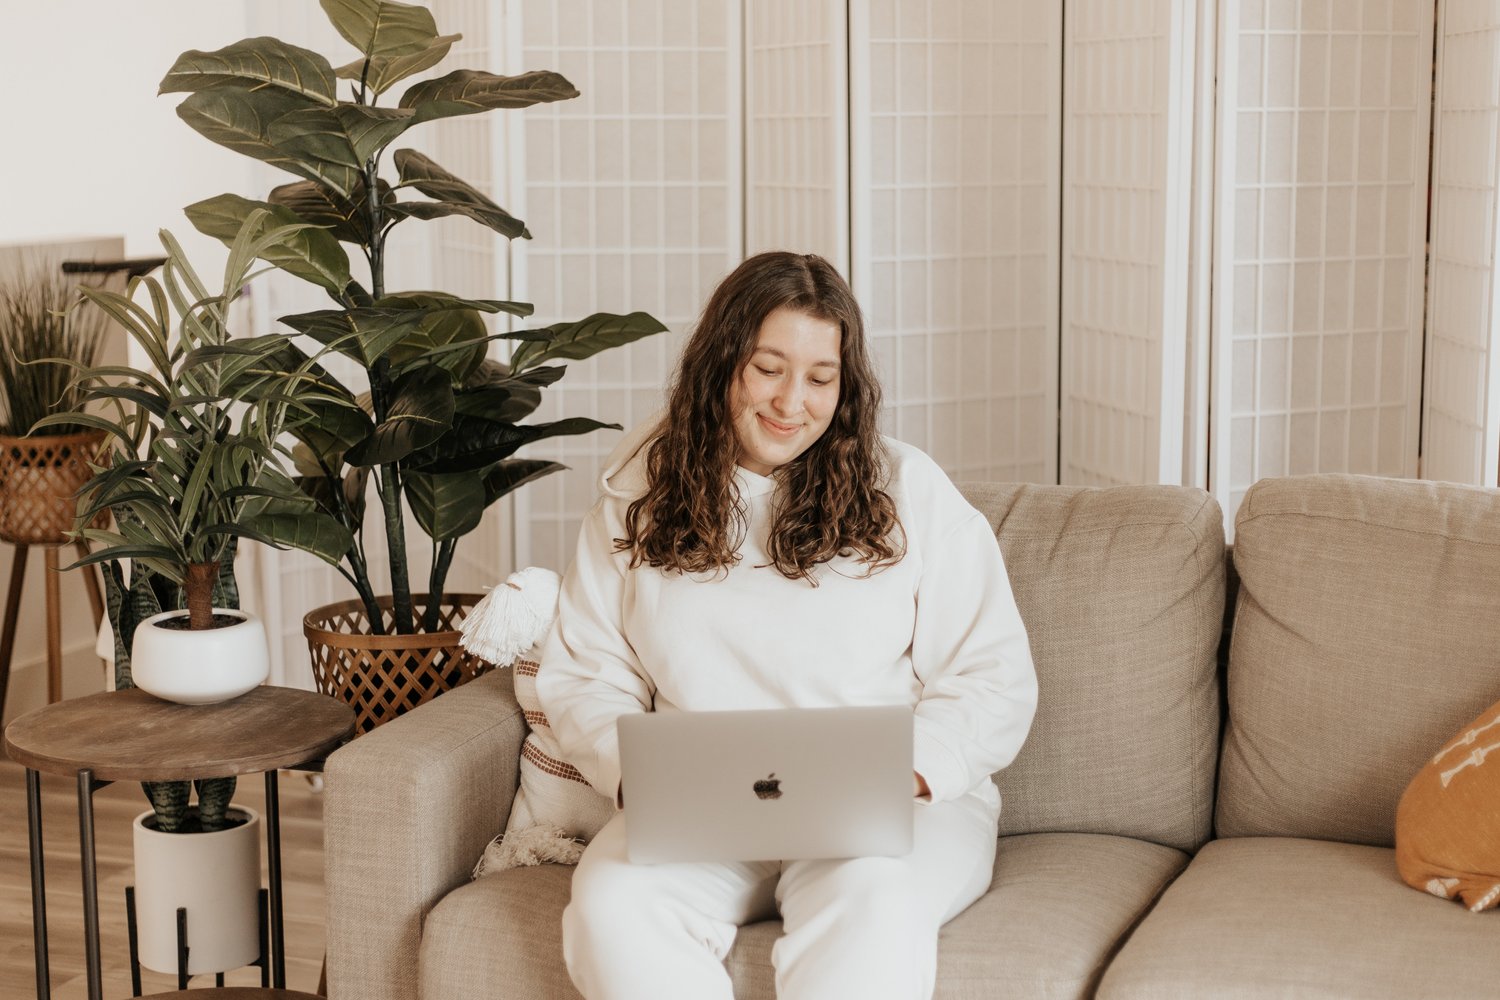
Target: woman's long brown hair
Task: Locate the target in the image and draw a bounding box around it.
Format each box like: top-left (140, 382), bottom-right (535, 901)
top-left (616, 251), bottom-right (905, 583)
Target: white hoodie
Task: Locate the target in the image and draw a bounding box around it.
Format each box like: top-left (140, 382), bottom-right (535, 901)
top-left (535, 416), bottom-right (1039, 819)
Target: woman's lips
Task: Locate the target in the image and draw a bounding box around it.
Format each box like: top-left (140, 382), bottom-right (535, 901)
top-left (758, 413), bottom-right (801, 436)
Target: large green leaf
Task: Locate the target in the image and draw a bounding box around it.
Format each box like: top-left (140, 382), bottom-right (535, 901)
top-left (398, 69), bottom-right (578, 118)
top-left (320, 0), bottom-right (438, 62)
top-left (335, 33), bottom-right (460, 95)
top-left (268, 105), bottom-right (415, 175)
top-left (185, 194), bottom-right (352, 295)
top-left (175, 88), bottom-right (358, 195)
top-left (269, 180), bottom-right (377, 245)
top-left (239, 501), bottom-right (355, 565)
top-left (280, 305), bottom-right (430, 367)
top-left (402, 469), bottom-right (484, 541)
top-left (290, 393), bottom-right (374, 467)
top-left (481, 458), bottom-right (566, 504)
top-left (453, 363), bottom-right (566, 423)
top-left (159, 37), bottom-right (338, 105)
top-left (391, 150), bottom-right (528, 239)
top-left (345, 365), bottom-right (455, 466)
top-left (378, 292), bottom-right (487, 378)
top-left (508, 311), bottom-right (669, 372)
top-left (411, 415), bottom-right (618, 474)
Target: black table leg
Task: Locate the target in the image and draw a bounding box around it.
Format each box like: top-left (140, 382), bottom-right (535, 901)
top-left (265, 769), bottom-right (285, 989)
top-left (77, 768), bottom-right (103, 1000)
top-left (26, 768), bottom-right (50, 1000)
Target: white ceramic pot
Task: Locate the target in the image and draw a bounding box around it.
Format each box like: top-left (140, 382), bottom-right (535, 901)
top-left (130, 609), bottom-right (269, 705)
top-left (132, 806), bottom-right (262, 975)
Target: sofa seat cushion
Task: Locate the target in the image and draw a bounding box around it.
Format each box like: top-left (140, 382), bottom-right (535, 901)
top-left (418, 832), bottom-right (1186, 1000)
top-left (1098, 836), bottom-right (1500, 1000)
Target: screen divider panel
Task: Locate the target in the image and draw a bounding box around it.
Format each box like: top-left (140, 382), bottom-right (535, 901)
top-left (745, 0), bottom-right (848, 270)
top-left (1423, 0), bottom-right (1500, 487)
top-left (1061, 0), bottom-right (1197, 487)
top-left (851, 0), bottom-right (1060, 483)
top-left (1211, 0), bottom-right (1434, 529)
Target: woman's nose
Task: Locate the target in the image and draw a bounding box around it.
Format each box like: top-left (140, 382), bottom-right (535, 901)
top-left (772, 382), bottom-right (804, 415)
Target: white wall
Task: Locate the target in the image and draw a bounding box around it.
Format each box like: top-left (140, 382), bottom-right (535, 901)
top-left (1, 2), bottom-right (254, 268)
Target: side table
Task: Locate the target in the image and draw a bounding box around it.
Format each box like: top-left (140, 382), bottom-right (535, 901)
top-left (3, 686), bottom-right (354, 1000)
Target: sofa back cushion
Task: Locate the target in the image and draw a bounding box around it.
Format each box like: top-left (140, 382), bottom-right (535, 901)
top-left (960, 483), bottom-right (1225, 853)
top-left (1217, 474), bottom-right (1500, 847)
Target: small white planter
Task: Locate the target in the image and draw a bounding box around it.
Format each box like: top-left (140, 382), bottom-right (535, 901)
top-left (131, 609), bottom-right (269, 705)
top-left (133, 806), bottom-right (262, 975)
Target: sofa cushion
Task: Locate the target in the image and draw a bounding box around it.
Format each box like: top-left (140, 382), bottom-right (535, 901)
top-left (1218, 474), bottom-right (1500, 846)
top-left (959, 483), bottom-right (1224, 852)
top-left (418, 833), bottom-right (1187, 1000)
top-left (1097, 836), bottom-right (1500, 999)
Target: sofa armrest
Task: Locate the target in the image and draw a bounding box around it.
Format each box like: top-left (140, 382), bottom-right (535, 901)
top-left (323, 669), bottom-right (524, 1000)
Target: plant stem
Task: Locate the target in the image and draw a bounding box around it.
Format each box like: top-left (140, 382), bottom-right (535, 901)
top-left (184, 560), bottom-right (220, 630)
top-left (422, 538), bottom-right (457, 633)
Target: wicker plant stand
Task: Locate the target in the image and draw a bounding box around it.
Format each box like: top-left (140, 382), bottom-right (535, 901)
top-left (0, 430), bottom-right (108, 716)
top-left (303, 593), bottom-right (496, 734)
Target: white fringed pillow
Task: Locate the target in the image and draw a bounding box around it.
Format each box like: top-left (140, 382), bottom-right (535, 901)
top-left (460, 569), bottom-right (615, 876)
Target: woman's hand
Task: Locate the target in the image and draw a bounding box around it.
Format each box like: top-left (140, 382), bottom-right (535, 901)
top-left (913, 771), bottom-right (930, 799)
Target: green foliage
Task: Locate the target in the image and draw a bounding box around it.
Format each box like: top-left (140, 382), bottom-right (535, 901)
top-left (37, 217), bottom-right (358, 622)
top-left (0, 264), bottom-right (110, 435)
top-left (162, 0), bottom-right (669, 634)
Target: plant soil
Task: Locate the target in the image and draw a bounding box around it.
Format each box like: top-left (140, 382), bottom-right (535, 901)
top-left (140, 807), bottom-right (250, 835)
top-left (154, 612), bottom-right (244, 631)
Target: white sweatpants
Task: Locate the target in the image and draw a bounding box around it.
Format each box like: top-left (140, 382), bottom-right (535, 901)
top-left (560, 792), bottom-right (998, 1000)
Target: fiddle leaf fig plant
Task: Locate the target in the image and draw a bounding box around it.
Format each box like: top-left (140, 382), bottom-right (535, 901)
top-left (162, 0), bottom-right (668, 636)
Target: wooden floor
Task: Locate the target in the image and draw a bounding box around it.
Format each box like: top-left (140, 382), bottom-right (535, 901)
top-left (1, 756), bottom-right (326, 999)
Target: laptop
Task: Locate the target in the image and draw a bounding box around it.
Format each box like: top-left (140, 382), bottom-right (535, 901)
top-left (616, 705), bottom-right (914, 864)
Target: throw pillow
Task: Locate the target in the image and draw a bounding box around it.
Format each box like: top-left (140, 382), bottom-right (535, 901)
top-left (460, 568), bottom-right (616, 876)
top-left (1395, 698), bottom-right (1500, 912)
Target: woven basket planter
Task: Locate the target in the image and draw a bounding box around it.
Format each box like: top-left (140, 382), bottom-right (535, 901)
top-left (303, 593), bottom-right (496, 734)
top-left (0, 430), bottom-right (108, 545)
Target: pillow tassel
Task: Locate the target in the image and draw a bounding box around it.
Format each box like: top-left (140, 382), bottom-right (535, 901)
top-left (472, 824), bottom-right (585, 877)
top-left (459, 566), bottom-right (562, 666)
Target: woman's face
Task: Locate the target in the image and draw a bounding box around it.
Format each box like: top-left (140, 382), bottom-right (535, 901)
top-left (728, 306), bottom-right (842, 476)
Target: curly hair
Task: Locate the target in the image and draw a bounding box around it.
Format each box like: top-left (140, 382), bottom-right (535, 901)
top-left (615, 251), bottom-right (905, 583)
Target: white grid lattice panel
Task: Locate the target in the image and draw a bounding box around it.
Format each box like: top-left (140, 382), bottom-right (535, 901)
top-left (746, 0), bottom-right (847, 268)
top-left (1061, 0), bottom-right (1195, 486)
top-left (512, 0), bottom-right (743, 572)
top-left (1213, 0), bottom-right (1433, 521)
top-left (1425, 0), bottom-right (1500, 486)
top-left (853, 0), bottom-right (1060, 483)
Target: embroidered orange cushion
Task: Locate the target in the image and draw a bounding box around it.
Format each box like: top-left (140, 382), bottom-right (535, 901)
top-left (1395, 698), bottom-right (1500, 912)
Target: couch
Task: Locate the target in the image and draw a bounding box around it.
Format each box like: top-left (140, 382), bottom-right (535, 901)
top-left (323, 473), bottom-right (1500, 999)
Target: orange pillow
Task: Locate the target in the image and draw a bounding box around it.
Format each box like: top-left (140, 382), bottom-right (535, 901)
top-left (1395, 699), bottom-right (1500, 912)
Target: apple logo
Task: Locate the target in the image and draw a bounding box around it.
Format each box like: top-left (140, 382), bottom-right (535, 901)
top-left (753, 773), bottom-right (782, 800)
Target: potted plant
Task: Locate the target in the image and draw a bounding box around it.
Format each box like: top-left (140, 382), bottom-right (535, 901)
top-left (159, 0), bottom-right (668, 731)
top-left (0, 262), bottom-right (112, 545)
top-left (37, 214), bottom-right (356, 977)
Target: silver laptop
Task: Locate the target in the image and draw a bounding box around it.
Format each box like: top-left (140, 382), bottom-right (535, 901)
top-left (616, 705), bottom-right (914, 864)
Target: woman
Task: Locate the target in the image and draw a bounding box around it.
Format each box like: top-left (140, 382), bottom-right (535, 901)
top-left (536, 251), bottom-right (1038, 1000)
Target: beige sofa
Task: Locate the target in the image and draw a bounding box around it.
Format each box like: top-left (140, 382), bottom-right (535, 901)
top-left (323, 473), bottom-right (1500, 999)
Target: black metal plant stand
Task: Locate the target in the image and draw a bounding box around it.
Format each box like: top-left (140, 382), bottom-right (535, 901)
top-left (24, 768), bottom-right (293, 999)
top-left (123, 886), bottom-right (271, 995)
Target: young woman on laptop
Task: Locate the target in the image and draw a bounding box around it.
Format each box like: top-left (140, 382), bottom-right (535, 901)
top-left (536, 251), bottom-right (1039, 1000)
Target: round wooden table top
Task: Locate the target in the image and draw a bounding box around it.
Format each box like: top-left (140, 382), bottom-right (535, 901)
top-left (2, 686), bottom-right (354, 781)
top-left (138, 990), bottom-right (323, 999)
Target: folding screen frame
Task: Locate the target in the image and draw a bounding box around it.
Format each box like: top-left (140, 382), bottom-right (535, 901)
top-left (1423, 0), bottom-right (1500, 487)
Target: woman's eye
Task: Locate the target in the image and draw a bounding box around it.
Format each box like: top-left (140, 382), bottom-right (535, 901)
top-left (756, 367), bottom-right (780, 377)
top-left (810, 378), bottom-right (831, 387)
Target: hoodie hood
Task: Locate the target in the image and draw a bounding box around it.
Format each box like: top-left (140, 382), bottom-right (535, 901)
top-left (598, 410), bottom-right (664, 499)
